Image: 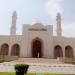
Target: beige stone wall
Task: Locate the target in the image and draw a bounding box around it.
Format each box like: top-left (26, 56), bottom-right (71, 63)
top-left (0, 35), bottom-right (23, 57)
top-left (53, 36), bottom-right (75, 58)
top-left (0, 23), bottom-right (75, 59)
top-left (22, 23), bottom-right (53, 58)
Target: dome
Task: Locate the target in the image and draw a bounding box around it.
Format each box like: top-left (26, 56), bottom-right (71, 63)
top-left (12, 11), bottom-right (17, 17)
top-left (31, 21), bottom-right (43, 26)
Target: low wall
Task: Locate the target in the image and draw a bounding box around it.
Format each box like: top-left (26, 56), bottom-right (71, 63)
top-left (0, 55), bottom-right (18, 62)
top-left (4, 56), bottom-right (18, 61)
top-left (57, 57), bottom-right (74, 63)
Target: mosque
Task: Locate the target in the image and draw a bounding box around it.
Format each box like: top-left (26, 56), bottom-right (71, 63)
top-left (0, 11), bottom-right (74, 59)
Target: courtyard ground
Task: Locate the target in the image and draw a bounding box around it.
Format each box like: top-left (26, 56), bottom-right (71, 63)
top-left (0, 58), bottom-right (75, 74)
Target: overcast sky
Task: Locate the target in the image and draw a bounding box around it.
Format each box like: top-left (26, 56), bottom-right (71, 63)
top-left (0, 0), bottom-right (75, 37)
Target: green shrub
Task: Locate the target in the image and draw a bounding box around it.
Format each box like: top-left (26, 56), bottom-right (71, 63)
top-left (15, 64), bottom-right (29, 75)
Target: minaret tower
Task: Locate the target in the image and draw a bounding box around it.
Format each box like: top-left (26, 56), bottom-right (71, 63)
top-left (10, 11), bottom-right (17, 35)
top-left (56, 13), bottom-right (62, 36)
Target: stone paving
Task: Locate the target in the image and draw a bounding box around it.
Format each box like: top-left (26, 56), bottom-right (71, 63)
top-left (0, 58), bottom-right (75, 74)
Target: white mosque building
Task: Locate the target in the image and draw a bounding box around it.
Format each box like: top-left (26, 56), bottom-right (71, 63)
top-left (0, 11), bottom-right (74, 59)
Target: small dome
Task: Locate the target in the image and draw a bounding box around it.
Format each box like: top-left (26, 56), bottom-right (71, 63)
top-left (12, 11), bottom-right (17, 17)
top-left (56, 12), bottom-right (61, 20)
top-left (57, 12), bottom-right (61, 17)
top-left (31, 21), bottom-right (43, 26)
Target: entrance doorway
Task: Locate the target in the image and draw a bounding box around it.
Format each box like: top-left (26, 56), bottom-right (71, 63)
top-left (32, 38), bottom-right (42, 58)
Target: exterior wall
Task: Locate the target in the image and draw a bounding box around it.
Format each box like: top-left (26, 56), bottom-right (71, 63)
top-left (0, 23), bottom-right (75, 59)
top-left (53, 36), bottom-right (75, 58)
top-left (0, 36), bottom-right (23, 57)
top-left (22, 23), bottom-right (53, 58)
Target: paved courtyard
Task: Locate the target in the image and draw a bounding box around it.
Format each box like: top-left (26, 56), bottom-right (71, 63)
top-left (0, 58), bottom-right (75, 74)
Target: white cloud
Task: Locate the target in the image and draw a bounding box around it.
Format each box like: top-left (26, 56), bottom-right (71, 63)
top-left (62, 22), bottom-right (75, 37)
top-left (45, 0), bottom-right (75, 37)
top-left (45, 0), bottom-right (63, 19)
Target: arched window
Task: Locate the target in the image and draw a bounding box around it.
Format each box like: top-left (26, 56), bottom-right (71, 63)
top-left (0, 43), bottom-right (9, 55)
top-left (11, 44), bottom-right (20, 56)
top-left (65, 45), bottom-right (73, 58)
top-left (54, 45), bottom-right (63, 59)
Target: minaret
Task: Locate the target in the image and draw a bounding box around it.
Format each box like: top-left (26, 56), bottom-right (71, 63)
top-left (56, 13), bottom-right (62, 36)
top-left (10, 11), bottom-right (17, 35)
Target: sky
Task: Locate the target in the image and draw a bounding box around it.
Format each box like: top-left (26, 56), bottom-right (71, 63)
top-left (0, 0), bottom-right (75, 37)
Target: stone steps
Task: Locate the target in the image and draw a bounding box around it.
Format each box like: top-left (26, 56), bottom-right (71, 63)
top-left (12, 58), bottom-right (63, 64)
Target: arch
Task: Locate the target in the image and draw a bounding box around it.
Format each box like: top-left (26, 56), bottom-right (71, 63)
top-left (54, 45), bottom-right (63, 59)
top-left (0, 43), bottom-right (9, 55)
top-left (11, 44), bottom-right (20, 56)
top-left (31, 38), bottom-right (43, 58)
top-left (65, 45), bottom-right (73, 58)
